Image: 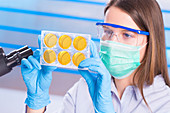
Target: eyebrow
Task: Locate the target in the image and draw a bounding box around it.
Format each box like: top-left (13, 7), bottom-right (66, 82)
top-left (103, 25), bottom-right (135, 33)
top-left (102, 25), bottom-right (111, 29)
top-left (121, 29), bottom-right (135, 32)
top-left (102, 26), bottom-right (116, 32)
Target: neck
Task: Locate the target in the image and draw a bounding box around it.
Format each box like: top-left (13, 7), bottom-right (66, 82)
top-left (114, 73), bottom-right (135, 99)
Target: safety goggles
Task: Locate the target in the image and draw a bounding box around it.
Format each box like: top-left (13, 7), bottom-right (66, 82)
top-left (96, 22), bottom-right (149, 46)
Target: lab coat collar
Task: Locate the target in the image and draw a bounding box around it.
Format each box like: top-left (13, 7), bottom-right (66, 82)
top-left (111, 74), bottom-right (166, 101)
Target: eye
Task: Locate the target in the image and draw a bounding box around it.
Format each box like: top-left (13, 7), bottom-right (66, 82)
top-left (104, 29), bottom-right (113, 35)
top-left (103, 26), bottom-right (113, 34)
top-left (123, 33), bottom-right (132, 38)
top-left (102, 29), bottom-right (113, 40)
top-left (122, 32), bottom-right (136, 39)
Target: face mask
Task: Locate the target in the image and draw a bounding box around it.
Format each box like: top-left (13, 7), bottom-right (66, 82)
top-left (99, 40), bottom-right (146, 79)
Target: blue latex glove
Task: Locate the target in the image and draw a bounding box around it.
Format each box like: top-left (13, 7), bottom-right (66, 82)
top-left (21, 36), bottom-right (57, 110)
top-left (78, 40), bottom-right (115, 113)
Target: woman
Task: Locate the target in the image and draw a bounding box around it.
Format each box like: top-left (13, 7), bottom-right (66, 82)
top-left (21, 0), bottom-right (170, 112)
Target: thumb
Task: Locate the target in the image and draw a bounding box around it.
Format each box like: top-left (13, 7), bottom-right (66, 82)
top-left (21, 58), bottom-right (33, 77)
top-left (21, 58), bottom-right (33, 70)
top-left (90, 40), bottom-right (99, 58)
top-left (38, 35), bottom-right (41, 49)
top-left (33, 49), bottom-right (43, 61)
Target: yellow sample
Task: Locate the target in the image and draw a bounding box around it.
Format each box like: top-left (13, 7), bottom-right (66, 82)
top-left (59, 35), bottom-right (72, 49)
top-left (72, 52), bottom-right (86, 66)
top-left (43, 49), bottom-right (56, 63)
top-left (44, 33), bottom-right (57, 48)
top-left (58, 51), bottom-right (71, 65)
top-left (73, 36), bottom-right (87, 51)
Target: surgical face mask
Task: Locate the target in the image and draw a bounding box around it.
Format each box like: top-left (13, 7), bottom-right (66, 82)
top-left (99, 40), bottom-right (147, 79)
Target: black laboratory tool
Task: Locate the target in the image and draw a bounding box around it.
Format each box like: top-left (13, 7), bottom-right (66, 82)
top-left (0, 46), bottom-right (33, 77)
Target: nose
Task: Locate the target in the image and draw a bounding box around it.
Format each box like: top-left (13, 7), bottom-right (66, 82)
top-left (111, 34), bottom-right (119, 42)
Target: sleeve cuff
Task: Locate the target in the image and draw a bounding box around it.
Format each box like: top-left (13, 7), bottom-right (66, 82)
top-left (25, 105), bottom-right (47, 113)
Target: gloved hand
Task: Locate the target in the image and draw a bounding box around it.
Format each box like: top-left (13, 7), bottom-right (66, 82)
top-left (21, 35), bottom-right (57, 110)
top-left (78, 40), bottom-right (115, 113)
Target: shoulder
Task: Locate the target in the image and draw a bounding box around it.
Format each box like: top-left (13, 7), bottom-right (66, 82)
top-left (143, 75), bottom-right (170, 96)
top-left (143, 75), bottom-right (170, 112)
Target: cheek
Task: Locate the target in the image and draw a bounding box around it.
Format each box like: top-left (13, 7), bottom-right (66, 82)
top-left (140, 46), bottom-right (147, 62)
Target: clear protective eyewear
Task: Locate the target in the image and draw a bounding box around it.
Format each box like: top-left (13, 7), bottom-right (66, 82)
top-left (96, 22), bottom-right (149, 46)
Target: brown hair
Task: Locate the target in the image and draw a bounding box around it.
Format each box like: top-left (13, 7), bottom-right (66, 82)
top-left (104, 0), bottom-right (170, 111)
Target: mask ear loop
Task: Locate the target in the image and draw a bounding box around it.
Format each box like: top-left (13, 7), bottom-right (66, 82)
top-left (138, 42), bottom-right (148, 65)
top-left (137, 33), bottom-right (148, 50)
top-left (138, 42), bottom-right (148, 50)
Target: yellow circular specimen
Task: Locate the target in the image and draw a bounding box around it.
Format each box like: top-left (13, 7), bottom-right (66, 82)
top-left (59, 35), bottom-right (72, 49)
top-left (44, 33), bottom-right (57, 48)
top-left (43, 49), bottom-right (56, 63)
top-left (58, 51), bottom-right (71, 65)
top-left (72, 52), bottom-right (86, 66)
top-left (73, 36), bottom-right (87, 51)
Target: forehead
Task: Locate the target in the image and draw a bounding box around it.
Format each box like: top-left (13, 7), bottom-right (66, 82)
top-left (104, 6), bottom-right (141, 30)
